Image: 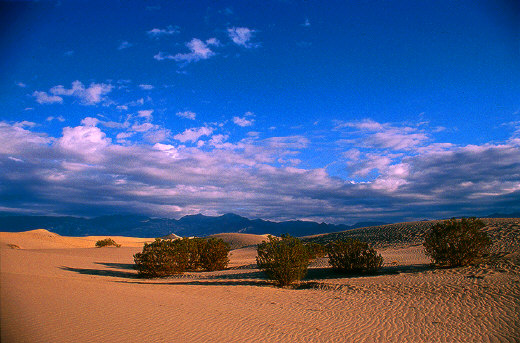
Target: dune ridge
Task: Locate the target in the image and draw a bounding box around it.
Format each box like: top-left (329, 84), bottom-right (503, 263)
top-left (0, 229), bottom-right (155, 250)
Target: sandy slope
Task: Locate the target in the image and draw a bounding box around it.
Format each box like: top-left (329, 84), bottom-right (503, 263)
top-left (207, 232), bottom-right (271, 250)
top-left (0, 229), bottom-right (154, 249)
top-left (1, 219), bottom-right (519, 342)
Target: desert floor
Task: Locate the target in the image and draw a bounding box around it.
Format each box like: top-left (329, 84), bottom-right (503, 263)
top-left (1, 219), bottom-right (519, 342)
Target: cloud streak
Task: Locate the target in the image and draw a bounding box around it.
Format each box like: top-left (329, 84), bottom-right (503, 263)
top-left (147, 25), bottom-right (179, 38)
top-left (34, 81), bottom-right (113, 106)
top-left (154, 38), bottom-right (219, 64)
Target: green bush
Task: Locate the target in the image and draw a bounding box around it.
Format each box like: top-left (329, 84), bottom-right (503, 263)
top-left (256, 234), bottom-right (311, 287)
top-left (95, 238), bottom-right (121, 248)
top-left (423, 218), bottom-right (491, 267)
top-left (200, 238), bottom-right (230, 271)
top-left (134, 239), bottom-right (190, 277)
top-left (133, 237), bottom-right (230, 278)
top-left (305, 242), bottom-right (327, 260)
top-left (184, 237), bottom-right (204, 270)
top-left (327, 239), bottom-right (383, 274)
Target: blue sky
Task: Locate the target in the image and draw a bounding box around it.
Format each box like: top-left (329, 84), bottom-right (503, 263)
top-left (1, 0), bottom-right (519, 223)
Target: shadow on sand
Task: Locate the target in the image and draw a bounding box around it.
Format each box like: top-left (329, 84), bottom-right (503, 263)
top-left (94, 262), bottom-right (136, 270)
top-left (60, 266), bottom-right (138, 279)
top-left (60, 262), bottom-right (432, 289)
top-left (306, 263), bottom-right (431, 280)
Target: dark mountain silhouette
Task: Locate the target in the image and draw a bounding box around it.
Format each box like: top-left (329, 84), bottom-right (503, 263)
top-left (0, 213), bottom-right (386, 237)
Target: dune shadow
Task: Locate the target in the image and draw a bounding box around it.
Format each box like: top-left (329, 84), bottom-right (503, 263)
top-left (60, 266), bottom-right (138, 279)
top-left (94, 262), bottom-right (135, 270)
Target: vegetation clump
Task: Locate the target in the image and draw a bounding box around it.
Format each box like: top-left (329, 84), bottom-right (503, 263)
top-left (327, 238), bottom-right (383, 274)
top-left (134, 239), bottom-right (189, 277)
top-left (304, 242), bottom-right (327, 260)
top-left (256, 234), bottom-right (311, 287)
top-left (423, 218), bottom-right (491, 267)
top-left (133, 237), bottom-right (230, 278)
top-left (95, 238), bottom-right (121, 248)
top-left (200, 238), bottom-right (231, 271)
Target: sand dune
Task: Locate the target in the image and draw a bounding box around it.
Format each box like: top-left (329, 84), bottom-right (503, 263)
top-left (1, 219), bottom-right (519, 342)
top-left (0, 229), bottom-right (154, 250)
top-left (207, 232), bottom-right (271, 250)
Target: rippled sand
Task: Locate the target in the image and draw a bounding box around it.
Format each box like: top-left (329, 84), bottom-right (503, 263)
top-left (1, 220), bottom-right (519, 342)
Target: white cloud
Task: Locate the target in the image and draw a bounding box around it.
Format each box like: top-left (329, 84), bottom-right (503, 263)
top-left (209, 134), bottom-right (229, 147)
top-left (138, 110), bottom-right (154, 121)
top-left (33, 91), bottom-right (63, 104)
top-left (302, 18), bottom-right (311, 27)
top-left (227, 27), bottom-right (258, 48)
top-left (8, 156), bottom-right (23, 163)
top-left (0, 122), bottom-right (52, 155)
top-left (80, 117), bottom-right (100, 127)
top-left (16, 82), bottom-right (27, 88)
top-left (132, 122), bottom-right (156, 132)
top-left (154, 38), bottom-right (219, 63)
top-left (153, 52), bottom-right (173, 61)
top-left (116, 131), bottom-right (135, 143)
top-left (14, 121), bottom-right (37, 128)
top-left (118, 41), bottom-right (133, 50)
top-left (2, 118), bottom-right (519, 223)
top-left (153, 143), bottom-right (178, 158)
top-left (205, 38), bottom-right (220, 46)
top-left (144, 128), bottom-right (169, 143)
top-left (176, 111), bottom-right (196, 120)
top-left (39, 80), bottom-right (113, 106)
top-left (147, 25), bottom-right (179, 37)
top-left (233, 113), bottom-right (255, 127)
top-left (337, 119), bottom-right (429, 151)
top-left (175, 38), bottom-right (217, 62)
top-left (58, 125), bottom-right (111, 162)
top-left (46, 115), bottom-right (65, 122)
top-left (174, 127), bottom-right (213, 143)
top-left (139, 84), bottom-right (154, 90)
top-left (265, 136), bottom-right (309, 149)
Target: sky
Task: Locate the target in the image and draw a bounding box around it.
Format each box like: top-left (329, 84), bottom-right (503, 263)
top-left (0, 0), bottom-right (519, 224)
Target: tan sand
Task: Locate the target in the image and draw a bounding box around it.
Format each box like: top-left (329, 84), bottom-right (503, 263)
top-left (0, 229), bottom-right (155, 249)
top-left (1, 219), bottom-right (519, 342)
top-left (207, 232), bottom-right (272, 250)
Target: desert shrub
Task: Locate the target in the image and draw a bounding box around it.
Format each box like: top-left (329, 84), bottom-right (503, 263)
top-left (134, 237), bottom-right (230, 278)
top-left (305, 242), bottom-right (327, 260)
top-left (327, 239), bottom-right (383, 274)
top-left (95, 238), bottom-right (121, 248)
top-left (134, 239), bottom-right (190, 277)
top-left (423, 218), bottom-right (491, 267)
top-left (200, 238), bottom-right (230, 271)
top-left (256, 234), bottom-right (311, 287)
top-left (183, 237), bottom-right (204, 270)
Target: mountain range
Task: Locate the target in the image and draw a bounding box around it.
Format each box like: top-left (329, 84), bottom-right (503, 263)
top-left (0, 213), bottom-right (386, 238)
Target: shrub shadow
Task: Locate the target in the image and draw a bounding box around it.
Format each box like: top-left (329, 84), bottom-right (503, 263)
top-left (94, 262), bottom-right (135, 270)
top-left (116, 279), bottom-right (271, 287)
top-left (60, 266), bottom-right (138, 279)
top-left (60, 263), bottom-right (432, 286)
top-left (305, 263), bottom-right (431, 280)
